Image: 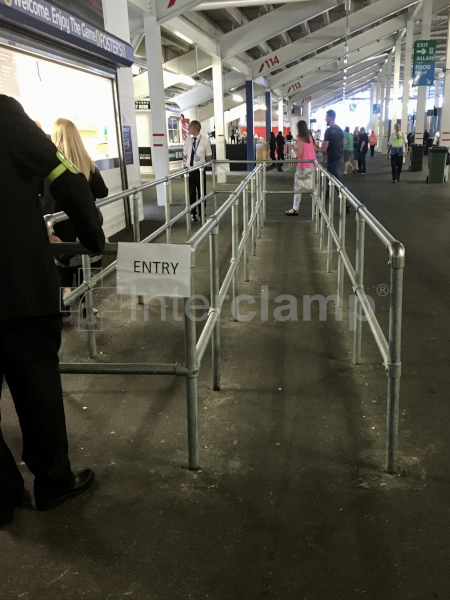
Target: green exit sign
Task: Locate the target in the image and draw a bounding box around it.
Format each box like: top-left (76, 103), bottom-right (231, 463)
top-left (414, 40), bottom-right (437, 63)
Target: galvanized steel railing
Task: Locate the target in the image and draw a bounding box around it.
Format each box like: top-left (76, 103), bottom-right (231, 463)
top-left (45, 157), bottom-right (404, 474)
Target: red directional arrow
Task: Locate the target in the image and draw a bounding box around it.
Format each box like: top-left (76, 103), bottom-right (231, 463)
top-left (168, 0), bottom-right (176, 7)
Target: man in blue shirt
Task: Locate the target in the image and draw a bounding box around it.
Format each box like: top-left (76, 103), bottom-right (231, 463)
top-left (317, 109), bottom-right (350, 213)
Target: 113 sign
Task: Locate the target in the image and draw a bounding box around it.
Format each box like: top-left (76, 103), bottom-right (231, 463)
top-left (258, 56), bottom-right (280, 73)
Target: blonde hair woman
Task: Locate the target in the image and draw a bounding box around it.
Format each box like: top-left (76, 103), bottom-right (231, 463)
top-left (51, 118), bottom-right (108, 318)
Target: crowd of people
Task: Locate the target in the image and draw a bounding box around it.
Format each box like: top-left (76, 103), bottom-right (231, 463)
top-left (284, 107), bottom-right (415, 216)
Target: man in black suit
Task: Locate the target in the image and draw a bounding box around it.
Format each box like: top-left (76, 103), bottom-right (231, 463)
top-left (0, 95), bottom-right (105, 526)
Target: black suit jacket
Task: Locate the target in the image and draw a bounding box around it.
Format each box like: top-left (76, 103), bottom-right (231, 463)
top-left (0, 95), bottom-right (105, 321)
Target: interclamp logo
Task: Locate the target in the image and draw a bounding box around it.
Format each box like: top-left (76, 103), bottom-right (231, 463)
top-left (4, 0), bottom-right (13, 7)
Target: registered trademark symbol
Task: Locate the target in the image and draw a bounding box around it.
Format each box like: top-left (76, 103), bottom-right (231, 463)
top-left (377, 284), bottom-right (389, 297)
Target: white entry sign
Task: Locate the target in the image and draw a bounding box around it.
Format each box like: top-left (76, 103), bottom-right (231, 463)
top-left (117, 243), bottom-right (192, 298)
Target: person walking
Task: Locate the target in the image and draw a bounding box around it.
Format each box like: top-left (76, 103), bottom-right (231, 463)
top-left (342, 126), bottom-right (354, 175)
top-left (276, 131), bottom-right (285, 171)
top-left (285, 120), bottom-right (316, 216)
top-left (358, 127), bottom-right (369, 174)
top-left (352, 127), bottom-right (360, 173)
top-left (183, 120), bottom-right (212, 222)
top-left (269, 131), bottom-right (276, 165)
top-left (369, 131), bottom-right (377, 156)
top-left (317, 109), bottom-right (350, 212)
top-left (388, 123), bottom-right (407, 183)
top-left (0, 95), bottom-right (105, 527)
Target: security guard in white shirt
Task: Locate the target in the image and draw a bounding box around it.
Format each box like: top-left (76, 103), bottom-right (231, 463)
top-left (183, 120), bottom-right (212, 222)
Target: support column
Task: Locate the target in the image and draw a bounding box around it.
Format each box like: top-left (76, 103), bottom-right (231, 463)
top-left (415, 0), bottom-right (433, 146)
top-left (377, 60), bottom-right (387, 151)
top-left (382, 51), bottom-right (393, 154)
top-left (401, 19), bottom-right (414, 133)
top-left (265, 90), bottom-right (272, 142)
top-left (246, 79), bottom-right (254, 172)
top-left (212, 54), bottom-right (226, 183)
top-left (371, 74), bottom-right (381, 134)
top-left (144, 12), bottom-right (169, 206)
top-left (103, 0), bottom-right (141, 229)
top-left (440, 12), bottom-right (450, 150)
top-left (287, 99), bottom-right (292, 136)
top-left (278, 97), bottom-right (284, 134)
top-left (391, 33), bottom-right (403, 124)
top-left (303, 101), bottom-right (311, 128)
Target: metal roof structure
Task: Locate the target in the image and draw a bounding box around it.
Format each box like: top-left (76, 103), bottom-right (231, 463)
top-left (127, 0), bottom-right (449, 114)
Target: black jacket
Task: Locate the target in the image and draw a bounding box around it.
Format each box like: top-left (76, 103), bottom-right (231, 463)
top-left (0, 95), bottom-right (105, 320)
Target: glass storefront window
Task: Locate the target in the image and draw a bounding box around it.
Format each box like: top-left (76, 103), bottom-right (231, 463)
top-left (0, 44), bottom-right (119, 165)
top-left (168, 116), bottom-right (180, 144)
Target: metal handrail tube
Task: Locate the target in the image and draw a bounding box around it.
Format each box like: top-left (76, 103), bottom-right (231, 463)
top-left (59, 362), bottom-right (189, 376)
top-left (337, 248), bottom-right (356, 288)
top-left (196, 309), bottom-right (220, 365)
top-left (48, 162), bottom-right (213, 224)
top-left (354, 288), bottom-right (389, 365)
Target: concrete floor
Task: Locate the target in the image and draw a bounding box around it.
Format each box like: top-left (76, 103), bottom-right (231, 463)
top-left (1, 153), bottom-right (450, 599)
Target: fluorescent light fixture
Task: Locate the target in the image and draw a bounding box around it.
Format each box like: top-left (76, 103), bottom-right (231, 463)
top-left (232, 94), bottom-right (243, 102)
top-left (176, 32), bottom-right (193, 44)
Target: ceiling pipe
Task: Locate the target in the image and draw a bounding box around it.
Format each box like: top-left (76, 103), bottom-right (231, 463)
top-left (193, 0), bottom-right (309, 9)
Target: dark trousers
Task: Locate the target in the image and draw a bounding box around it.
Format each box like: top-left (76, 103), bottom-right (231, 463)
top-left (391, 153), bottom-right (403, 181)
top-left (270, 148), bottom-right (276, 163)
top-left (370, 145), bottom-right (375, 157)
top-left (358, 152), bottom-right (367, 173)
top-left (277, 148), bottom-right (284, 171)
top-left (325, 160), bottom-right (342, 201)
top-left (0, 315), bottom-right (74, 513)
top-left (189, 169), bottom-right (207, 217)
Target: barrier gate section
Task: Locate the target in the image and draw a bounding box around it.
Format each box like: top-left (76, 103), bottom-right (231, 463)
top-left (46, 158), bottom-right (404, 474)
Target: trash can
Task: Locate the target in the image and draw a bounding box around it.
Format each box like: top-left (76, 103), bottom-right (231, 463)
top-left (427, 146), bottom-right (449, 183)
top-left (410, 144), bottom-right (424, 171)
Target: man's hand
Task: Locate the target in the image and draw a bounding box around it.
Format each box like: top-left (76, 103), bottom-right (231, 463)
top-left (48, 235), bottom-right (62, 243)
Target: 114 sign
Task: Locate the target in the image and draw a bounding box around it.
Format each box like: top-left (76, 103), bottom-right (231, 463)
top-left (258, 56), bottom-right (280, 73)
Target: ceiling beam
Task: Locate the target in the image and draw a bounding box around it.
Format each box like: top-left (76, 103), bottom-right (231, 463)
top-left (269, 16), bottom-right (405, 90)
top-left (251, 0), bottom-right (418, 79)
top-left (220, 0), bottom-right (340, 60)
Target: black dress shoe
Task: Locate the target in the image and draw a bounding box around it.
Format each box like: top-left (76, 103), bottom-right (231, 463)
top-left (35, 469), bottom-right (95, 511)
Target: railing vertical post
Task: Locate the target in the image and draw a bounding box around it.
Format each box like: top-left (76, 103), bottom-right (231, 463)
top-left (316, 173), bottom-right (322, 233)
top-left (232, 197), bottom-right (239, 302)
top-left (164, 181), bottom-right (172, 244)
top-left (312, 164), bottom-right (317, 222)
top-left (132, 192), bottom-right (141, 243)
top-left (81, 254), bottom-right (96, 359)
top-left (212, 161), bottom-right (218, 213)
top-left (184, 172), bottom-right (191, 238)
top-left (386, 242), bottom-right (405, 474)
top-left (256, 171), bottom-right (261, 239)
top-left (210, 223), bottom-right (221, 391)
top-left (262, 163), bottom-right (267, 225)
top-left (319, 174), bottom-right (326, 248)
top-left (184, 249), bottom-right (199, 470)
top-left (326, 181), bottom-right (335, 273)
top-left (323, 179), bottom-right (333, 249)
top-left (352, 209), bottom-right (366, 364)
top-left (251, 176), bottom-right (256, 256)
top-left (243, 186), bottom-right (249, 282)
top-left (133, 192), bottom-right (145, 305)
top-left (337, 191), bottom-right (346, 308)
top-left (200, 166), bottom-right (206, 225)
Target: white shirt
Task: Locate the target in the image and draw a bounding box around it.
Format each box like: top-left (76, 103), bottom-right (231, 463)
top-left (183, 134), bottom-right (212, 167)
